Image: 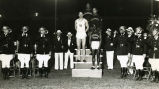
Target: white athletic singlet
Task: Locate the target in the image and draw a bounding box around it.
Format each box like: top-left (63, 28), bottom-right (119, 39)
top-left (76, 18), bottom-right (87, 39)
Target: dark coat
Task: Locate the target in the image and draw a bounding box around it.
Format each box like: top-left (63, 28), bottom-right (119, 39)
top-left (131, 35), bottom-right (147, 55)
top-left (35, 34), bottom-right (51, 54)
top-left (147, 37), bottom-right (159, 58)
top-left (103, 34), bottom-right (114, 51)
top-left (63, 37), bottom-right (76, 53)
top-left (53, 35), bottom-right (64, 53)
top-left (114, 33), bottom-right (131, 55)
top-left (18, 33), bottom-right (33, 54)
top-left (0, 33), bottom-right (16, 54)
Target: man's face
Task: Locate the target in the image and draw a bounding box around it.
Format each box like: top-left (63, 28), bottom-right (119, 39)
top-left (93, 8), bottom-right (97, 14)
top-left (22, 27), bottom-right (28, 32)
top-left (106, 31), bottom-right (111, 36)
top-left (135, 28), bottom-right (142, 35)
top-left (39, 28), bottom-right (45, 34)
top-left (79, 12), bottom-right (83, 18)
top-left (119, 27), bottom-right (125, 34)
top-left (68, 34), bottom-right (72, 39)
top-left (86, 3), bottom-right (90, 9)
top-left (152, 29), bottom-right (158, 36)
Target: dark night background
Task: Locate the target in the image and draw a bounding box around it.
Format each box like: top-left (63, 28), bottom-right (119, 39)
top-left (0, 0), bottom-right (158, 35)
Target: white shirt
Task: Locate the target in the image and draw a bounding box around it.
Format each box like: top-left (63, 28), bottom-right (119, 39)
top-left (76, 18), bottom-right (87, 33)
top-left (68, 39), bottom-right (71, 46)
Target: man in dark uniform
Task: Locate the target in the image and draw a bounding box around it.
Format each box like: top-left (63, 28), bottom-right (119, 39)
top-left (131, 27), bottom-right (146, 81)
top-left (0, 26), bottom-right (16, 79)
top-left (53, 30), bottom-right (64, 70)
top-left (147, 26), bottom-right (159, 83)
top-left (126, 27), bottom-right (135, 75)
top-left (90, 25), bottom-right (102, 69)
top-left (35, 27), bottom-right (51, 78)
top-left (17, 26), bottom-right (33, 79)
top-left (114, 26), bottom-right (131, 78)
top-left (64, 32), bottom-right (75, 69)
top-left (104, 28), bottom-right (115, 70)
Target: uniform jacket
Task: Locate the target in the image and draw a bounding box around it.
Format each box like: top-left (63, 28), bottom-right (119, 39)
top-left (0, 33), bottom-right (15, 54)
top-left (103, 34), bottom-right (114, 51)
top-left (35, 34), bottom-right (51, 54)
top-left (114, 33), bottom-right (130, 55)
top-left (131, 35), bottom-right (147, 55)
top-left (18, 33), bottom-right (33, 54)
top-left (147, 37), bottom-right (159, 58)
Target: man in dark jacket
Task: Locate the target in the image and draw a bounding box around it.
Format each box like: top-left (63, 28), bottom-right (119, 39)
top-left (35, 27), bottom-right (51, 78)
top-left (148, 26), bottom-right (159, 83)
top-left (54, 30), bottom-right (64, 70)
top-left (131, 27), bottom-right (146, 81)
top-left (17, 26), bottom-right (33, 79)
top-left (104, 28), bottom-right (114, 70)
top-left (64, 32), bottom-right (75, 69)
top-left (0, 26), bottom-right (16, 79)
top-left (114, 26), bottom-right (131, 78)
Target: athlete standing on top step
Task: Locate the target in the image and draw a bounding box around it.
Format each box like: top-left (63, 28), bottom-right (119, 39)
top-left (75, 12), bottom-right (89, 62)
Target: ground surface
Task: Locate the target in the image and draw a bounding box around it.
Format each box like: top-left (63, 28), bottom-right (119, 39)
top-left (0, 68), bottom-right (158, 89)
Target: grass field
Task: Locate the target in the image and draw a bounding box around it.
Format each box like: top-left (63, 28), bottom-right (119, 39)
top-left (0, 68), bottom-right (158, 89)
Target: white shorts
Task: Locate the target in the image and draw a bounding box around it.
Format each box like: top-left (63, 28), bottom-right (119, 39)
top-left (91, 41), bottom-right (100, 49)
top-left (117, 55), bottom-right (128, 68)
top-left (132, 55), bottom-right (144, 70)
top-left (18, 54), bottom-right (31, 68)
top-left (0, 54), bottom-right (14, 68)
top-left (76, 32), bottom-right (87, 39)
top-left (36, 54), bottom-right (51, 68)
top-left (149, 58), bottom-right (159, 71)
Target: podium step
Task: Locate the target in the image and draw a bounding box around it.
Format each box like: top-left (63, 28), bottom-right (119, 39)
top-left (75, 49), bottom-right (103, 55)
top-left (74, 62), bottom-right (102, 69)
top-left (74, 55), bottom-right (103, 62)
top-left (72, 69), bottom-right (102, 78)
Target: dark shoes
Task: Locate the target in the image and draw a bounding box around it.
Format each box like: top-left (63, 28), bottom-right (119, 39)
top-left (91, 66), bottom-right (95, 70)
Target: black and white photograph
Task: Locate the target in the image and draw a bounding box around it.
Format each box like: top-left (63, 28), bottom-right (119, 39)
top-left (0, 0), bottom-right (159, 89)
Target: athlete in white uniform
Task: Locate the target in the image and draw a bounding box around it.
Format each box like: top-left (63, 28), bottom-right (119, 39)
top-left (75, 12), bottom-right (89, 62)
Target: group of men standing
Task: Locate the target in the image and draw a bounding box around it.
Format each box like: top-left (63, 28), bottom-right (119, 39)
top-left (0, 2), bottom-right (159, 84)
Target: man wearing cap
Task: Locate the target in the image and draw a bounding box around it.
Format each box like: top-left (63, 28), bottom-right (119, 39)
top-left (53, 30), bottom-right (64, 70)
top-left (131, 27), bottom-right (146, 81)
top-left (104, 28), bottom-right (114, 70)
top-left (16, 26), bottom-right (33, 79)
top-left (0, 26), bottom-right (16, 79)
top-left (147, 26), bottom-right (159, 83)
top-left (35, 27), bottom-right (51, 78)
top-left (64, 32), bottom-right (75, 69)
top-left (114, 26), bottom-right (131, 78)
top-left (126, 27), bottom-right (135, 74)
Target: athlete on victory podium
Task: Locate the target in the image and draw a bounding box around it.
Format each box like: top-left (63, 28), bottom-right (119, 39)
top-left (75, 12), bottom-right (89, 62)
top-left (90, 24), bottom-right (102, 69)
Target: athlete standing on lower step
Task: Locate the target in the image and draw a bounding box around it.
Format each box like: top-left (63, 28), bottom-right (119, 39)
top-left (90, 25), bottom-right (102, 69)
